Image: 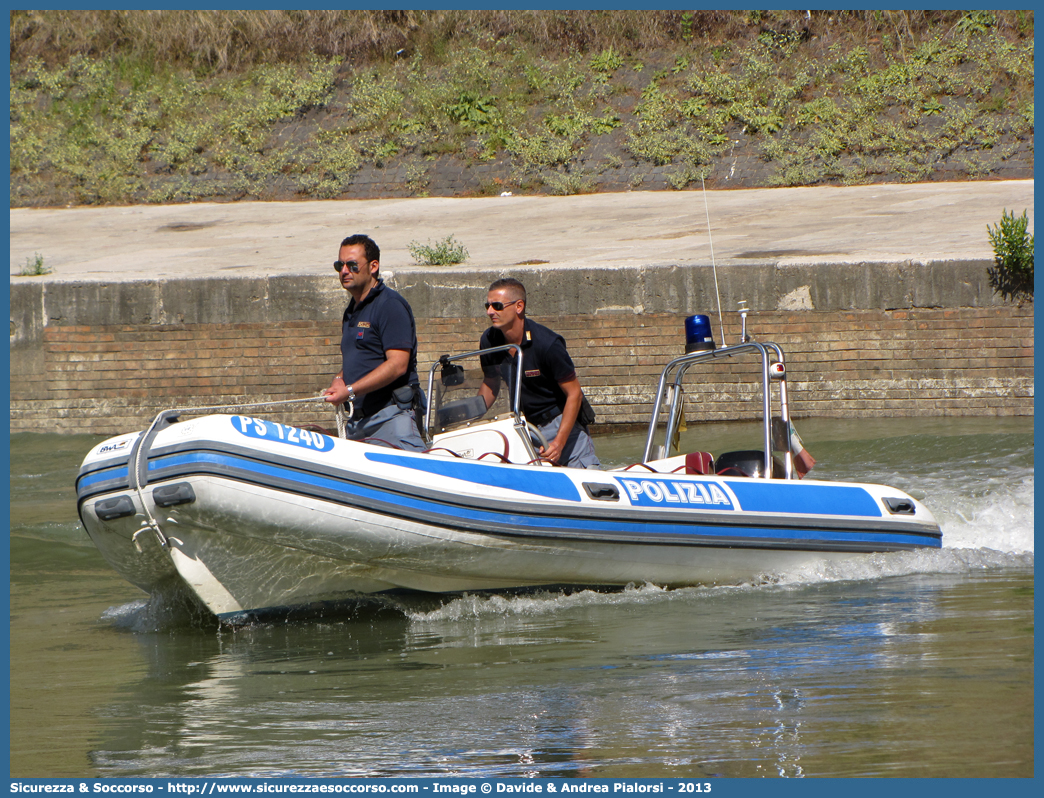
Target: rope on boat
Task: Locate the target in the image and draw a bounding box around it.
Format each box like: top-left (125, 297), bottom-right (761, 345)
top-left (334, 400), bottom-right (354, 439)
top-left (129, 394), bottom-right (353, 554)
top-left (148, 394), bottom-right (329, 418)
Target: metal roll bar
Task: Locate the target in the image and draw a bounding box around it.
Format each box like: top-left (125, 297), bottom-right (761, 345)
top-left (641, 341), bottom-right (794, 479)
top-left (424, 344), bottom-right (525, 442)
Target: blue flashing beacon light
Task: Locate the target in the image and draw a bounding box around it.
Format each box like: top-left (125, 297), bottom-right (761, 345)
top-left (684, 314), bottom-right (715, 353)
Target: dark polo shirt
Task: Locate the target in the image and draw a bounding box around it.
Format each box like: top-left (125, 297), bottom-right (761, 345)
top-left (480, 318), bottom-right (576, 422)
top-left (341, 279), bottom-right (419, 417)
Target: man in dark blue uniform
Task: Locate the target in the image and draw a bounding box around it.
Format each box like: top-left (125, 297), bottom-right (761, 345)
top-left (322, 234), bottom-right (425, 451)
top-left (478, 278), bottom-right (600, 468)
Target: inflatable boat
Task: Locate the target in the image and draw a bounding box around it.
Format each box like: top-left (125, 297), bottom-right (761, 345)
top-left (76, 322), bottom-right (942, 621)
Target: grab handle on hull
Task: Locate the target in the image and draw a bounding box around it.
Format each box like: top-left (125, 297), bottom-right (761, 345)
top-left (153, 482), bottom-right (196, 508)
top-left (95, 494), bottom-right (136, 521)
top-left (583, 483), bottom-right (621, 501)
top-left (883, 497), bottom-right (916, 515)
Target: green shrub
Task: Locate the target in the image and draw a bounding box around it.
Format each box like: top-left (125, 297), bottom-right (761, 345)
top-left (545, 170), bottom-right (594, 195)
top-left (18, 253), bottom-right (50, 276)
top-left (987, 209), bottom-right (1034, 302)
top-left (956, 11), bottom-right (996, 36)
top-left (446, 92), bottom-right (499, 130)
top-left (408, 235), bottom-right (469, 266)
top-left (590, 47), bottom-right (623, 78)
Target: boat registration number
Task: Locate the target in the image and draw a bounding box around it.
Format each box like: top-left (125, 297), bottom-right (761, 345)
top-left (231, 416), bottom-right (334, 452)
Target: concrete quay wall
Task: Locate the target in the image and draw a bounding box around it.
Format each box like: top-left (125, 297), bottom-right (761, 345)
top-left (9, 259), bottom-right (1033, 436)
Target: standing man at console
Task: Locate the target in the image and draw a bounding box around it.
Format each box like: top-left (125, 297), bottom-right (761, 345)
top-left (478, 278), bottom-right (600, 468)
top-left (322, 234), bottom-right (425, 451)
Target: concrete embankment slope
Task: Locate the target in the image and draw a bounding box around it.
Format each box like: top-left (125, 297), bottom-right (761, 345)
top-left (9, 181), bottom-right (1034, 434)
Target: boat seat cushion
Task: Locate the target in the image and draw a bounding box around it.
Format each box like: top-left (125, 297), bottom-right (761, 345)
top-left (684, 451), bottom-right (714, 475)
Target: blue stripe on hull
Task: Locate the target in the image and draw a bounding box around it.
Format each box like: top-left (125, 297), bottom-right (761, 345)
top-left (365, 450), bottom-right (582, 501)
top-left (369, 451), bottom-right (883, 518)
top-left (78, 463), bottom-right (129, 492)
top-left (726, 479), bottom-right (881, 517)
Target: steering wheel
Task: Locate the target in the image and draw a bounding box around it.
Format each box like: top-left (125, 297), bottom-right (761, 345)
top-left (526, 422), bottom-right (549, 453)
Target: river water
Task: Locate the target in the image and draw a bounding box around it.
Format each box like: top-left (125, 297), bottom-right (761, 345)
top-left (8, 417), bottom-right (1034, 778)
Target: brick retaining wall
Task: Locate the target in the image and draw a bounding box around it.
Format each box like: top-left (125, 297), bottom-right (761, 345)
top-left (11, 303), bottom-right (1033, 436)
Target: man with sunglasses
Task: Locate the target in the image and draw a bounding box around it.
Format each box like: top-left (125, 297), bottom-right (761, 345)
top-left (322, 234), bottom-right (425, 451)
top-left (478, 278), bottom-right (600, 468)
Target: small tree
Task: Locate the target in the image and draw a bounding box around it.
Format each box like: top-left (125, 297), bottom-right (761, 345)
top-left (987, 209), bottom-right (1034, 303)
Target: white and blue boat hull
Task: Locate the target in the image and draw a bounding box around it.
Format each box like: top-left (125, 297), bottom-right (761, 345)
top-left (77, 414), bottom-right (942, 620)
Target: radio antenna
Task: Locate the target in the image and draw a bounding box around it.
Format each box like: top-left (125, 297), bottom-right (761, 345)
top-left (701, 176), bottom-right (726, 346)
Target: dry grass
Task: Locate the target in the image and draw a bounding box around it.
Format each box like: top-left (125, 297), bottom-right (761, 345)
top-left (12, 9), bottom-right (1030, 72)
top-left (8, 10), bottom-right (1034, 207)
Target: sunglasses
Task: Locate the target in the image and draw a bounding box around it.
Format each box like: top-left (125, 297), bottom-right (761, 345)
top-left (333, 260), bottom-right (363, 273)
top-left (484, 299), bottom-right (521, 311)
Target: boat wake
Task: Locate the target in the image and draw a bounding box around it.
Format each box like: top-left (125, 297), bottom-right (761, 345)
top-left (406, 465), bottom-right (1033, 624)
top-left (405, 540), bottom-right (1034, 624)
top-left (405, 582), bottom-right (676, 623)
top-left (95, 430), bottom-right (1033, 632)
top-left (101, 590), bottom-right (221, 633)
top-left (811, 428), bottom-right (1034, 555)
top-left (932, 473), bottom-right (1034, 554)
